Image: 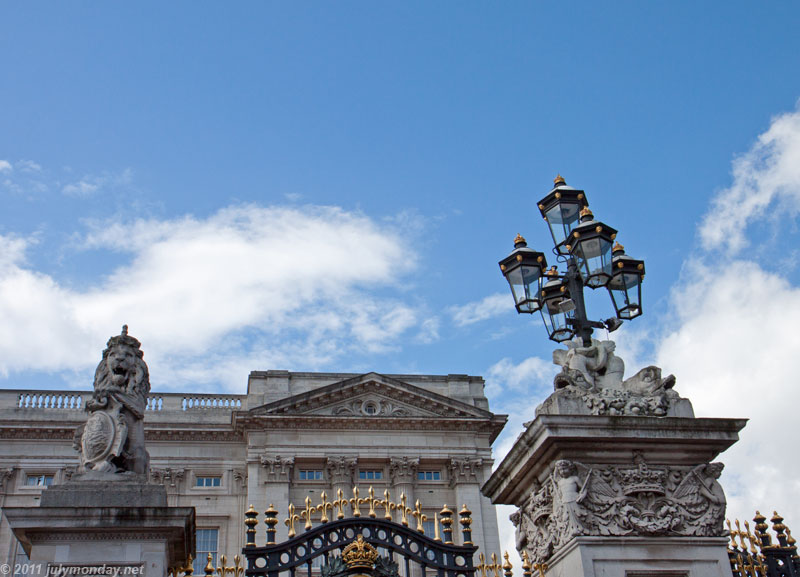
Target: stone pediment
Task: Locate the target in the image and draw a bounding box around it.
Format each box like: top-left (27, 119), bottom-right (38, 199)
top-left (249, 373), bottom-right (493, 419)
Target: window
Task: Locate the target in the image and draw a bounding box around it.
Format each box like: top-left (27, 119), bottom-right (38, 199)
top-left (196, 476), bottom-right (222, 487)
top-left (25, 474), bottom-right (53, 487)
top-left (299, 470), bottom-right (323, 480)
top-left (417, 471), bottom-right (440, 481)
top-left (193, 529), bottom-right (219, 574)
top-left (359, 470), bottom-right (383, 480)
top-left (422, 520), bottom-right (436, 537)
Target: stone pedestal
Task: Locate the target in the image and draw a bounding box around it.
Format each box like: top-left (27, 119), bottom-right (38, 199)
top-left (3, 481), bottom-right (195, 577)
top-left (483, 414), bottom-right (746, 577)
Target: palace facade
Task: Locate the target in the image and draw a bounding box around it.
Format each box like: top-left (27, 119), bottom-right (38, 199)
top-left (0, 370), bottom-right (506, 570)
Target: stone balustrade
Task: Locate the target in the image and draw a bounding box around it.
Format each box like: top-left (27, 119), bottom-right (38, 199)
top-left (0, 389), bottom-right (245, 413)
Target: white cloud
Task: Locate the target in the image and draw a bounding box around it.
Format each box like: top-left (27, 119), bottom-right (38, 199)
top-left (450, 293), bottom-right (510, 326)
top-left (658, 104), bottom-right (800, 529)
top-left (700, 102), bottom-right (800, 254)
top-left (0, 204), bottom-right (421, 390)
top-left (17, 160), bottom-right (41, 173)
top-left (62, 168), bottom-right (133, 197)
top-left (0, 160), bottom-right (11, 173)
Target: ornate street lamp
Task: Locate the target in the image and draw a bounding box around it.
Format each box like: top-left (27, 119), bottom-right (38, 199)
top-left (501, 176), bottom-right (645, 346)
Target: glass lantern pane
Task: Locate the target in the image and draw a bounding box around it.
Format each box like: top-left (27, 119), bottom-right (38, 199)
top-left (609, 272), bottom-right (642, 319)
top-left (542, 298), bottom-right (574, 341)
top-left (575, 237), bottom-right (612, 287)
top-left (545, 204), bottom-right (581, 249)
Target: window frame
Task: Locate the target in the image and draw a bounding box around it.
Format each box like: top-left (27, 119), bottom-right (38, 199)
top-left (298, 469), bottom-right (324, 481)
top-left (417, 470), bottom-right (442, 482)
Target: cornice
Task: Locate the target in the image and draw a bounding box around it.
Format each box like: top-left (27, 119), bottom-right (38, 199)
top-left (234, 414), bottom-right (507, 442)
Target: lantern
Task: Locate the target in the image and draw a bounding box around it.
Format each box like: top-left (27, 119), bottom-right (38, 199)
top-left (537, 175), bottom-right (589, 255)
top-left (566, 207), bottom-right (617, 288)
top-left (607, 243), bottom-right (645, 320)
top-left (499, 234), bottom-right (548, 313)
top-left (540, 267), bottom-right (575, 342)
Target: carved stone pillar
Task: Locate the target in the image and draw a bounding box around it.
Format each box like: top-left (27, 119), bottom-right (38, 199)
top-left (484, 413), bottom-right (746, 576)
top-left (326, 456), bottom-right (357, 496)
top-left (449, 458), bottom-right (486, 551)
top-left (260, 455), bottom-right (294, 542)
top-left (389, 457), bottom-right (419, 506)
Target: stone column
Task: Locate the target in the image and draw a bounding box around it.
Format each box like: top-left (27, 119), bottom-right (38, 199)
top-left (326, 456), bottom-right (357, 498)
top-left (260, 455), bottom-right (294, 542)
top-left (449, 457), bottom-right (488, 553)
top-left (389, 457), bottom-right (419, 509)
top-left (232, 469), bottom-right (248, 552)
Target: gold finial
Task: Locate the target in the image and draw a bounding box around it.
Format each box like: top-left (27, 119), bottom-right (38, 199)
top-left (491, 553), bottom-right (502, 577)
top-left (787, 527), bottom-right (796, 546)
top-left (440, 504), bottom-right (454, 544)
top-left (244, 504), bottom-right (258, 547)
top-left (265, 504), bottom-right (278, 544)
top-left (459, 504), bottom-right (473, 545)
top-left (396, 492), bottom-right (412, 526)
top-left (553, 174), bottom-right (565, 186)
top-left (532, 563), bottom-right (548, 577)
top-left (433, 512), bottom-right (441, 541)
top-left (579, 206), bottom-right (593, 219)
top-left (503, 552), bottom-right (513, 577)
top-left (300, 496), bottom-right (314, 531)
top-left (350, 486), bottom-right (362, 517)
top-left (333, 488), bottom-right (349, 520)
top-left (547, 265), bottom-right (558, 277)
top-left (365, 486), bottom-right (378, 518)
top-left (316, 491), bottom-right (333, 523)
top-left (204, 553), bottom-right (214, 576)
top-left (231, 555), bottom-right (244, 577)
top-left (284, 503), bottom-right (300, 538)
top-left (521, 551), bottom-right (531, 577)
top-left (514, 233), bottom-right (526, 246)
top-left (413, 499), bottom-right (427, 532)
top-left (380, 488), bottom-right (396, 521)
top-left (477, 553), bottom-right (488, 577)
top-left (342, 535), bottom-right (379, 569)
top-left (613, 242), bottom-right (624, 253)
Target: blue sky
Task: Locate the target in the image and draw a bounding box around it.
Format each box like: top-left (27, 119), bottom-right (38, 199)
top-left (3, 1), bottom-right (800, 559)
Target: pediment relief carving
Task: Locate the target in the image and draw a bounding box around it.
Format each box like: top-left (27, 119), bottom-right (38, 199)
top-left (251, 376), bottom-right (490, 419)
top-left (310, 395), bottom-right (437, 418)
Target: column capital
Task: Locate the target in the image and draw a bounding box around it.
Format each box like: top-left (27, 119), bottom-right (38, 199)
top-left (326, 456), bottom-right (358, 486)
top-left (448, 457), bottom-right (483, 487)
top-left (389, 456), bottom-right (419, 486)
top-left (260, 455), bottom-right (295, 482)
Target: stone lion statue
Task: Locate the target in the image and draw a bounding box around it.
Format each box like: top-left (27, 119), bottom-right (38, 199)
top-left (75, 325), bottom-right (151, 476)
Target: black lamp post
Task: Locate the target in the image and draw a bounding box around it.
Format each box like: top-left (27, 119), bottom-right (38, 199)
top-left (499, 176), bottom-right (645, 346)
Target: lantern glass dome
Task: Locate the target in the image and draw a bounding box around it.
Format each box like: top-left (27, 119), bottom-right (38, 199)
top-left (499, 235), bottom-right (548, 314)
